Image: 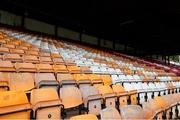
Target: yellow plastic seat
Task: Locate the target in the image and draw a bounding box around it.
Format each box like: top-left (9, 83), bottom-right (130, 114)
top-left (17, 46), bottom-right (29, 50)
top-left (26, 51), bottom-right (39, 56)
top-left (97, 85), bottom-right (116, 108)
top-left (0, 72), bottom-right (10, 91)
top-left (100, 107), bottom-right (121, 120)
top-left (2, 44), bottom-right (15, 49)
top-left (57, 73), bottom-right (76, 87)
top-left (60, 86), bottom-right (83, 109)
top-left (0, 47), bottom-right (9, 54)
top-left (128, 90), bottom-right (138, 105)
top-left (0, 91), bottom-right (31, 119)
top-left (9, 73), bottom-right (35, 91)
top-left (40, 56), bottom-right (53, 64)
top-left (35, 73), bottom-right (59, 90)
top-left (101, 75), bottom-right (112, 85)
top-left (15, 63), bottom-right (37, 72)
top-left (51, 53), bottom-right (61, 58)
top-left (53, 64), bottom-right (68, 73)
top-left (112, 85), bottom-right (128, 107)
top-left (3, 54), bottom-right (22, 62)
top-left (142, 99), bottom-right (163, 119)
top-left (70, 114), bottom-right (98, 120)
top-left (31, 88), bottom-right (63, 120)
top-left (67, 65), bottom-right (81, 73)
top-left (23, 55), bottom-right (39, 63)
top-left (36, 64), bottom-right (54, 72)
top-left (29, 47), bottom-right (40, 52)
top-left (80, 86), bottom-right (102, 115)
top-left (88, 74), bottom-right (103, 86)
top-left (73, 74), bottom-right (91, 87)
top-left (10, 49), bottom-right (24, 55)
top-left (120, 105), bottom-right (145, 120)
top-left (40, 52), bottom-right (51, 57)
top-left (0, 61), bottom-right (15, 71)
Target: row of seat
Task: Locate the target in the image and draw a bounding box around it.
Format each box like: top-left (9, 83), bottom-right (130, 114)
top-left (70, 93), bottom-right (180, 120)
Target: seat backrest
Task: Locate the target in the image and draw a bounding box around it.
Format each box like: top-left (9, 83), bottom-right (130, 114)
top-left (35, 73), bottom-right (56, 83)
top-left (80, 86), bottom-right (99, 100)
top-left (97, 85), bottom-right (114, 95)
top-left (112, 84), bottom-right (125, 93)
top-left (70, 114), bottom-right (98, 120)
top-left (9, 73), bottom-right (35, 91)
top-left (0, 90), bottom-right (30, 115)
top-left (100, 107), bottom-right (121, 120)
top-left (120, 105), bottom-right (145, 119)
top-left (101, 75), bottom-right (112, 85)
top-left (31, 88), bottom-right (59, 105)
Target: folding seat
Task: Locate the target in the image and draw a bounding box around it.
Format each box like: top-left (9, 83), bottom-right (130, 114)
top-left (52, 58), bottom-right (65, 65)
top-left (0, 47), bottom-right (9, 54)
top-left (88, 74), bottom-right (103, 86)
top-left (97, 85), bottom-right (116, 108)
top-left (10, 49), bottom-right (24, 55)
top-left (74, 74), bottom-right (91, 88)
top-left (100, 107), bottom-right (121, 120)
top-left (142, 99), bottom-right (164, 119)
top-left (80, 66), bottom-right (92, 73)
top-left (29, 46), bottom-right (40, 52)
top-left (64, 59), bottom-right (76, 66)
top-left (23, 55), bottom-right (39, 63)
top-left (67, 65), bottom-right (81, 73)
top-left (35, 73), bottom-right (58, 90)
top-left (0, 61), bottom-right (15, 71)
top-left (53, 64), bottom-right (68, 73)
top-left (51, 53), bottom-right (61, 58)
top-left (17, 46), bottom-right (29, 50)
top-left (2, 44), bottom-right (15, 49)
top-left (15, 63), bottom-right (37, 72)
top-left (120, 105), bottom-right (146, 119)
top-left (3, 54), bottom-right (22, 62)
top-left (31, 88), bottom-right (63, 120)
top-left (112, 84), bottom-right (128, 108)
top-left (40, 52), bottom-right (51, 57)
top-left (80, 86), bottom-right (102, 115)
top-left (70, 114), bottom-right (98, 120)
top-left (101, 75), bottom-right (112, 86)
top-left (36, 64), bottom-right (54, 72)
top-left (39, 56), bottom-right (53, 64)
top-left (26, 50), bottom-right (39, 56)
top-left (57, 73), bottom-right (76, 87)
top-left (161, 95), bottom-right (178, 119)
top-left (60, 86), bottom-right (83, 110)
top-left (0, 72), bottom-right (10, 91)
top-left (0, 91), bottom-right (31, 119)
top-left (9, 73), bottom-right (35, 91)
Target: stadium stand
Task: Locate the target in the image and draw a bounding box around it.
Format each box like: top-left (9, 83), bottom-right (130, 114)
top-left (1, 27), bottom-right (180, 119)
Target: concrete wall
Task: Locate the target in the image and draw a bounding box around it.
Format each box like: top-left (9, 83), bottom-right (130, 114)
top-left (24, 18), bottom-right (55, 35)
top-left (82, 34), bottom-right (98, 45)
top-left (0, 10), bottom-right (21, 26)
top-left (58, 27), bottom-right (80, 41)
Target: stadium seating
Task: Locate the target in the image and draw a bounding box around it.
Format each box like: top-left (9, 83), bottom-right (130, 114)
top-left (0, 28), bottom-right (180, 119)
